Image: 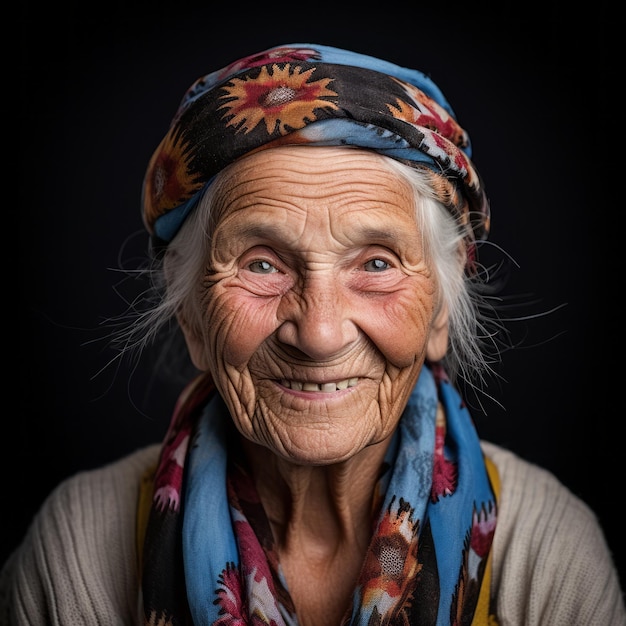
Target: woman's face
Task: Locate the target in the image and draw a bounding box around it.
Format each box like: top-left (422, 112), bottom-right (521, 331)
top-left (180, 146), bottom-right (448, 464)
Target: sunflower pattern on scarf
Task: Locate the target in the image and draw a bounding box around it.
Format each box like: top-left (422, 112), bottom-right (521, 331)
top-left (142, 43), bottom-right (490, 262)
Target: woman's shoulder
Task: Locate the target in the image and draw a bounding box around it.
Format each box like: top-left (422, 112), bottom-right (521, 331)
top-left (481, 439), bottom-right (589, 506)
top-left (23, 442), bottom-right (161, 554)
top-left (480, 438), bottom-right (610, 560)
top-left (480, 440), bottom-right (626, 625)
top-left (56, 443), bottom-right (161, 495)
top-left (34, 443), bottom-right (161, 526)
top-left (16, 442), bottom-right (160, 545)
top-left (1, 444), bottom-right (161, 626)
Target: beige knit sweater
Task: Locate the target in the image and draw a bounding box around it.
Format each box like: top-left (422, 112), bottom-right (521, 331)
top-left (1, 441), bottom-right (624, 625)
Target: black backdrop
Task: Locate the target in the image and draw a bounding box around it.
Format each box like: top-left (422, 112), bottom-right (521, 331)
top-left (13, 1), bottom-right (619, 587)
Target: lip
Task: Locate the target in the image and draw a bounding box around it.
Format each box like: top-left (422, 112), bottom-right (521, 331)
top-left (278, 377), bottom-right (359, 393)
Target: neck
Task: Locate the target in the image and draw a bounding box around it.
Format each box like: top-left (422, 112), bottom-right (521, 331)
top-left (241, 436), bottom-right (392, 624)
top-left (241, 435), bottom-right (390, 555)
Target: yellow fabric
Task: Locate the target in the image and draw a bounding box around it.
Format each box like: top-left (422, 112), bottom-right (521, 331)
top-left (471, 454), bottom-right (501, 625)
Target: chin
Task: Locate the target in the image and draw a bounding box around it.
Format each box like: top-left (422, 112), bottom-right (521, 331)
top-left (269, 427), bottom-right (383, 467)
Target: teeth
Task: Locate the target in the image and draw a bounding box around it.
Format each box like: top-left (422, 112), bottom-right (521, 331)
top-left (280, 377), bottom-right (358, 392)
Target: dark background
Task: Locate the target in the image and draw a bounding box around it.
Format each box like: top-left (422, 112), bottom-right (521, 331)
top-left (13, 0), bottom-right (618, 587)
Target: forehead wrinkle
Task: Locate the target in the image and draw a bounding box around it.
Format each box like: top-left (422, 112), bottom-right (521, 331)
top-left (213, 149), bottom-right (421, 252)
top-left (221, 201), bottom-right (421, 247)
top-left (222, 219), bottom-right (309, 254)
top-left (215, 216), bottom-right (413, 268)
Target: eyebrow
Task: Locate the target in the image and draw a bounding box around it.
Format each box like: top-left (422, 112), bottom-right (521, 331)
top-left (233, 224), bottom-right (282, 239)
top-left (360, 227), bottom-right (403, 243)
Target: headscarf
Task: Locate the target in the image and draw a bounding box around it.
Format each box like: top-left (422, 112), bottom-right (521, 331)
top-left (141, 43), bottom-right (490, 268)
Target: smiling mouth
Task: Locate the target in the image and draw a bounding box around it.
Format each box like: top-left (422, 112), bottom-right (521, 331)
top-left (279, 377), bottom-right (359, 392)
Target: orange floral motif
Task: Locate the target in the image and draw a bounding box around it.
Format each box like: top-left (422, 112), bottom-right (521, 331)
top-left (360, 496), bottom-right (421, 613)
top-left (388, 78), bottom-right (469, 148)
top-left (218, 64), bottom-right (339, 136)
top-left (143, 129), bottom-right (201, 226)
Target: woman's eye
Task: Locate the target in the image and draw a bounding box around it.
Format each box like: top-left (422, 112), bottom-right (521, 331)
top-left (364, 258), bottom-right (390, 272)
top-left (248, 260), bottom-right (278, 274)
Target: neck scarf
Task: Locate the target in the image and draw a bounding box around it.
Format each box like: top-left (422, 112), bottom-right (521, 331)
top-left (140, 364), bottom-right (499, 625)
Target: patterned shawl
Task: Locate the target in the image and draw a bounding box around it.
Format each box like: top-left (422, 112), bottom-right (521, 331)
top-left (139, 364), bottom-right (500, 625)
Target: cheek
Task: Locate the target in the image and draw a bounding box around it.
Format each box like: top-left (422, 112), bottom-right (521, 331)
top-left (359, 286), bottom-right (436, 368)
top-left (206, 291), bottom-right (280, 368)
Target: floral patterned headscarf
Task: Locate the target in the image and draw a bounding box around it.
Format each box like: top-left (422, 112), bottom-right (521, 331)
top-left (142, 43), bottom-right (490, 267)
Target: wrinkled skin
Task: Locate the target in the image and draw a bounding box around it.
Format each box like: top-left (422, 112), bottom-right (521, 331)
top-left (181, 146), bottom-right (448, 464)
top-left (176, 146), bottom-right (449, 622)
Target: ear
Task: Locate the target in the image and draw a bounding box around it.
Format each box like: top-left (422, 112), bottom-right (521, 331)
top-left (426, 302), bottom-right (449, 362)
top-left (177, 310), bottom-right (210, 371)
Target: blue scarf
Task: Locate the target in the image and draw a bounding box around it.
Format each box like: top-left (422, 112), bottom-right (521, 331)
top-left (141, 365), bottom-right (499, 624)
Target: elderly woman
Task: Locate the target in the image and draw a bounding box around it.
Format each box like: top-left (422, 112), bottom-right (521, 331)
top-left (2, 44), bottom-right (624, 625)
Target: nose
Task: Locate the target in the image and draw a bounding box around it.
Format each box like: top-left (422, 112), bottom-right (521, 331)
top-left (276, 275), bottom-right (359, 360)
